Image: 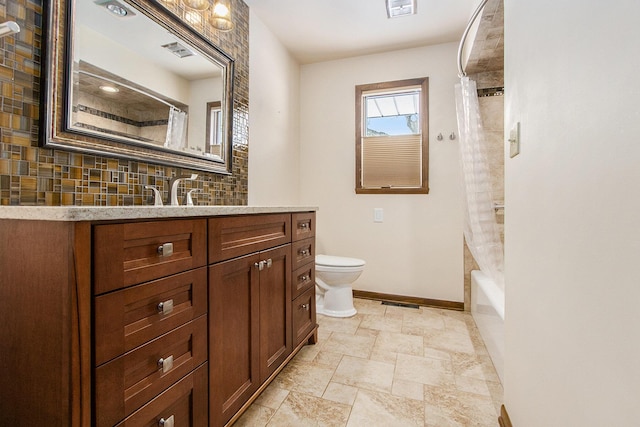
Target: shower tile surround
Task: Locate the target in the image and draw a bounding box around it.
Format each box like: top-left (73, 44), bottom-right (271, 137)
top-left (0, 0), bottom-right (249, 206)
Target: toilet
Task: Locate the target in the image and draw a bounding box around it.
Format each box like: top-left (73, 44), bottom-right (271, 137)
top-left (315, 254), bottom-right (366, 318)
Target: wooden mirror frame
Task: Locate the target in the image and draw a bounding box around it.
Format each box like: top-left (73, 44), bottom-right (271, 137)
top-left (41, 0), bottom-right (235, 174)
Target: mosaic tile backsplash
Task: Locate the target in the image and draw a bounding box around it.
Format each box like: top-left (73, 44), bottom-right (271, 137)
top-left (0, 0), bottom-right (249, 206)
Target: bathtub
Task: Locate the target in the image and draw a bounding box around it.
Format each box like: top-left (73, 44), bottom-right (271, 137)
top-left (471, 270), bottom-right (504, 383)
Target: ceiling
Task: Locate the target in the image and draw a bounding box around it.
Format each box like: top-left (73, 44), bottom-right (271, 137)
top-left (244, 0), bottom-right (480, 64)
top-left (78, 0), bottom-right (221, 80)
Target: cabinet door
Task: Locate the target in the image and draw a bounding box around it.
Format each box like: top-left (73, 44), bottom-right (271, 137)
top-left (258, 245), bottom-right (292, 383)
top-left (209, 254), bottom-right (260, 427)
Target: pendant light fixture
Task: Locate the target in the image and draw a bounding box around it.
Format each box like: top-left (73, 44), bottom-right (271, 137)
top-left (209, 0), bottom-right (234, 31)
top-left (183, 0), bottom-right (209, 11)
top-left (160, 0), bottom-right (234, 31)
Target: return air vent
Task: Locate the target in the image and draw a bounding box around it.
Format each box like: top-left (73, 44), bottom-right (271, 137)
top-left (386, 0), bottom-right (416, 18)
top-left (381, 301), bottom-right (419, 309)
top-left (161, 42), bottom-right (195, 58)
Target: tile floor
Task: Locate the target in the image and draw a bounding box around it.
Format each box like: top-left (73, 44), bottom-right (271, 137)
top-left (235, 298), bottom-right (503, 426)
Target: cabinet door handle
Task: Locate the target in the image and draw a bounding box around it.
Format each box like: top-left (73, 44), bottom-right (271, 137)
top-left (157, 242), bottom-right (174, 257)
top-left (157, 299), bottom-right (174, 315)
top-left (266, 258), bottom-right (272, 268)
top-left (254, 261), bottom-right (265, 271)
top-left (157, 355), bottom-right (174, 373)
top-left (158, 415), bottom-right (175, 427)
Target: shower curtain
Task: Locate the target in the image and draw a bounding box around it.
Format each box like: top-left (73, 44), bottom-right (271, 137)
top-left (165, 106), bottom-right (188, 150)
top-left (455, 76), bottom-right (505, 289)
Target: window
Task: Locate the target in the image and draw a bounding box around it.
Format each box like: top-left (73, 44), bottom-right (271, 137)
top-left (355, 77), bottom-right (429, 194)
top-left (206, 101), bottom-right (223, 157)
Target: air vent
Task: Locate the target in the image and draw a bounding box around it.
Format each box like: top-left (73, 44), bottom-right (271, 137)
top-left (161, 42), bottom-right (196, 58)
top-left (381, 301), bottom-right (419, 309)
top-left (386, 0), bottom-right (416, 18)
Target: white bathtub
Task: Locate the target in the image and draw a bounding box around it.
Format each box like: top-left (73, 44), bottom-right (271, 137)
top-left (471, 269), bottom-right (504, 383)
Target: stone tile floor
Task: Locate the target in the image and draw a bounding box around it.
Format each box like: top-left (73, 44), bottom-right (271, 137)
top-left (235, 298), bottom-right (503, 426)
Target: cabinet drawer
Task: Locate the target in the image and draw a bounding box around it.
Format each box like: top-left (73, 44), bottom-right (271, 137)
top-left (292, 287), bottom-right (316, 347)
top-left (115, 362), bottom-right (208, 427)
top-left (291, 237), bottom-right (315, 271)
top-left (292, 212), bottom-right (315, 242)
top-left (209, 214), bottom-right (291, 263)
top-left (96, 316), bottom-right (207, 427)
top-left (291, 263), bottom-right (314, 300)
top-left (94, 219), bottom-right (207, 294)
top-left (95, 268), bottom-right (207, 366)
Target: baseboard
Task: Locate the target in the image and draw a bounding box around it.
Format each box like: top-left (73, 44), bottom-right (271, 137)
top-left (352, 290), bottom-right (464, 311)
top-left (498, 405), bottom-right (513, 427)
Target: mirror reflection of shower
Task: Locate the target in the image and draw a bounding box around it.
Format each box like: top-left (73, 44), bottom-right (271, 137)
top-left (72, 63), bottom-right (189, 148)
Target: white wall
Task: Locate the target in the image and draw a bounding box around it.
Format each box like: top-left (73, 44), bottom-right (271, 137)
top-left (299, 43), bottom-right (463, 302)
top-left (504, 1), bottom-right (640, 425)
top-left (248, 11), bottom-right (301, 205)
top-left (188, 76), bottom-right (223, 152)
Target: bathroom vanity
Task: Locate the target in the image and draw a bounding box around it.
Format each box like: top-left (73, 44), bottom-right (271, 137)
top-left (0, 206), bottom-right (317, 427)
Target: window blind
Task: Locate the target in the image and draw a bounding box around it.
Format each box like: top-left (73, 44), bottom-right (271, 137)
top-left (361, 134), bottom-right (422, 188)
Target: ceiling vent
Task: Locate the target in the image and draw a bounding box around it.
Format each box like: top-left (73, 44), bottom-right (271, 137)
top-left (386, 0), bottom-right (416, 18)
top-left (161, 42), bottom-right (196, 58)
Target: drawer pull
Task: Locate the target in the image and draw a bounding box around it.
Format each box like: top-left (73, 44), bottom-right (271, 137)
top-left (157, 299), bottom-right (174, 315)
top-left (157, 243), bottom-right (174, 257)
top-left (301, 303), bottom-right (310, 311)
top-left (159, 415), bottom-right (175, 427)
top-left (300, 222), bottom-right (309, 229)
top-left (300, 275), bottom-right (309, 282)
top-left (158, 355), bottom-right (174, 373)
top-left (299, 249), bottom-right (309, 256)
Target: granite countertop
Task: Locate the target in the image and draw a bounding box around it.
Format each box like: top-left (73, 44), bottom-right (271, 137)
top-left (0, 206), bottom-right (318, 221)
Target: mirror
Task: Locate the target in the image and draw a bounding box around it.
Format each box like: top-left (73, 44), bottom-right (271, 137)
top-left (41, 0), bottom-right (235, 174)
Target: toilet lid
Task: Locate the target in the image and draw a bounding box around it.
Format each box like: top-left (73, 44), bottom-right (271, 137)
top-left (316, 254), bottom-right (365, 268)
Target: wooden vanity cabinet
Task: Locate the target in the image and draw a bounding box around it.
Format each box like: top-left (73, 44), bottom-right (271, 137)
top-left (0, 210), bottom-right (316, 427)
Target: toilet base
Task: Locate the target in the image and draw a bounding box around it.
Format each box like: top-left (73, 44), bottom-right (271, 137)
top-left (315, 286), bottom-right (357, 318)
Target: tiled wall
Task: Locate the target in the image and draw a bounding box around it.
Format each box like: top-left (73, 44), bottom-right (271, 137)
top-left (0, 0), bottom-right (249, 206)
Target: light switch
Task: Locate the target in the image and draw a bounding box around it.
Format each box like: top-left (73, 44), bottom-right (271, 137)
top-left (374, 208), bottom-right (383, 223)
top-left (509, 122), bottom-right (520, 158)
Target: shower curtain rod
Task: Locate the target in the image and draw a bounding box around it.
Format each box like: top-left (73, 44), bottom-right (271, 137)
top-left (457, 0), bottom-right (489, 78)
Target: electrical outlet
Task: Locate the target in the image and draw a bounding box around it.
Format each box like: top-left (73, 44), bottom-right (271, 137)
top-left (509, 122), bottom-right (520, 158)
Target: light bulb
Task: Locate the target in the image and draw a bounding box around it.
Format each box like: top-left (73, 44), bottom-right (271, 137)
top-left (212, 2), bottom-right (229, 17)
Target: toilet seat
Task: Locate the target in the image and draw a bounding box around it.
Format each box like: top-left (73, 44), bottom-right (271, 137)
top-left (315, 254), bottom-right (365, 268)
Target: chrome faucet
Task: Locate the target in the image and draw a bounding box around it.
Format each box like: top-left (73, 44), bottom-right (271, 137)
top-left (144, 185), bottom-right (164, 206)
top-left (169, 174), bottom-right (198, 206)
